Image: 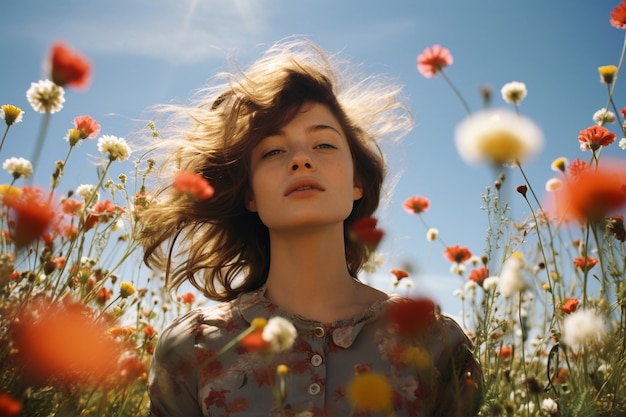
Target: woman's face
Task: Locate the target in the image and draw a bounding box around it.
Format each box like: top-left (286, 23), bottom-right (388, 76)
top-left (247, 102), bottom-right (363, 232)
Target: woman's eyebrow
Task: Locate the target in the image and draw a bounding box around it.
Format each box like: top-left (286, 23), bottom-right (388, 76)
top-left (305, 123), bottom-right (344, 138)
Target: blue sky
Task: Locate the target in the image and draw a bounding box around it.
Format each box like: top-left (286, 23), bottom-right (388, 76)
top-left (2, 1), bottom-right (625, 315)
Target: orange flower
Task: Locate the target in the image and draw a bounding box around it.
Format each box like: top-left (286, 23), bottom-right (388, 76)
top-left (578, 125), bottom-right (616, 151)
top-left (499, 345), bottom-right (513, 359)
top-left (468, 267), bottom-right (489, 285)
top-left (240, 330), bottom-right (271, 352)
top-left (50, 42), bottom-right (91, 89)
top-left (73, 115), bottom-right (101, 139)
top-left (173, 172), bottom-right (215, 200)
top-left (62, 198), bottom-right (84, 215)
top-left (143, 325), bottom-right (157, 339)
top-left (567, 158), bottom-right (588, 177)
top-left (417, 45), bottom-right (453, 78)
top-left (443, 244), bottom-right (472, 263)
top-left (552, 159), bottom-right (626, 223)
top-left (403, 195), bottom-right (430, 214)
top-left (97, 287), bottom-right (112, 304)
top-left (10, 298), bottom-right (123, 384)
top-left (386, 297), bottom-right (437, 337)
top-left (0, 392), bottom-right (21, 417)
top-left (391, 268), bottom-right (409, 281)
top-left (573, 256), bottom-right (598, 272)
top-left (179, 291), bottom-right (196, 305)
top-left (560, 298), bottom-right (579, 314)
top-left (350, 217), bottom-right (384, 251)
top-left (4, 186), bottom-right (56, 248)
top-left (611, 0), bottom-right (626, 29)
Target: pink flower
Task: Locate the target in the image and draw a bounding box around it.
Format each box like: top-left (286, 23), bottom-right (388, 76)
top-left (173, 172), bottom-right (215, 200)
top-left (402, 195), bottom-right (430, 214)
top-left (578, 125), bottom-right (616, 151)
top-left (416, 45), bottom-right (453, 78)
top-left (74, 115), bottom-right (101, 139)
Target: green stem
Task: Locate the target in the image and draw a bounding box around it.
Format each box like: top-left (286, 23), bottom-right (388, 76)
top-left (439, 70), bottom-right (472, 115)
top-left (30, 112), bottom-right (51, 181)
top-left (0, 125), bottom-right (10, 155)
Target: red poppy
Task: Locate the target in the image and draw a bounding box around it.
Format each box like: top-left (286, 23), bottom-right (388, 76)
top-left (391, 268), bottom-right (409, 281)
top-left (468, 267), bottom-right (489, 285)
top-left (350, 217), bottom-right (385, 251)
top-left (567, 158), bottom-right (588, 177)
top-left (4, 186), bottom-right (56, 248)
top-left (573, 256), bottom-right (599, 272)
top-left (578, 125), bottom-right (616, 151)
top-left (553, 159), bottom-right (626, 223)
top-left (0, 392), bottom-right (21, 417)
top-left (386, 297), bottom-right (437, 337)
top-left (179, 291), bottom-right (196, 305)
top-left (10, 298), bottom-right (123, 384)
top-left (611, 0), bottom-right (626, 29)
top-left (499, 345), bottom-right (513, 359)
top-left (443, 244), bottom-right (472, 264)
top-left (402, 195), bottom-right (430, 214)
top-left (173, 172), bottom-right (215, 200)
top-left (560, 298), bottom-right (579, 314)
top-left (50, 42), bottom-right (91, 89)
top-left (416, 45), bottom-right (453, 78)
top-left (74, 115), bottom-right (101, 139)
top-left (240, 330), bottom-right (270, 352)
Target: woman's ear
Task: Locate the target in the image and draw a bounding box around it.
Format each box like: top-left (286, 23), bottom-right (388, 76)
top-left (246, 190), bottom-right (257, 212)
top-left (353, 179), bottom-right (363, 201)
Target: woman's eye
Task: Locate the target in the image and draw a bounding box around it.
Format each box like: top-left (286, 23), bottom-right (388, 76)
top-left (261, 149), bottom-right (283, 158)
top-left (316, 143), bottom-right (337, 150)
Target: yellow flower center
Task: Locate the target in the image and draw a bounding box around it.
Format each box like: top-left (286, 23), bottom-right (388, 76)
top-left (477, 129), bottom-right (526, 165)
top-left (346, 371), bottom-right (393, 412)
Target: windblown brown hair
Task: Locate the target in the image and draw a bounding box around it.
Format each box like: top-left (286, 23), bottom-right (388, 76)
top-left (138, 39), bottom-right (412, 301)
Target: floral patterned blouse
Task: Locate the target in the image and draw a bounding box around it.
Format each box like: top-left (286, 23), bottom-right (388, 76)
top-left (148, 286), bottom-right (483, 417)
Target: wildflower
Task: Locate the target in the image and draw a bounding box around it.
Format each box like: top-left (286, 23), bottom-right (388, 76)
top-left (391, 269), bottom-right (409, 284)
top-left (426, 228), bottom-right (438, 241)
top-left (143, 325), bottom-right (157, 340)
top-left (10, 299), bottom-right (122, 384)
top-left (173, 172), bottom-right (215, 200)
top-left (26, 79), bottom-right (65, 114)
top-left (562, 308), bottom-right (604, 348)
top-left (516, 184), bottom-right (528, 197)
top-left (454, 109), bottom-right (543, 166)
top-left (552, 159), bottom-right (626, 222)
top-left (97, 135), bottom-right (131, 161)
top-left (402, 195), bottom-right (430, 214)
top-left (619, 137), bottom-right (626, 149)
top-left (90, 199), bottom-right (117, 222)
top-left (443, 244), bottom-right (472, 264)
top-left (179, 291), bottom-right (196, 305)
top-left (551, 157), bottom-right (567, 172)
top-left (97, 287), bottom-right (112, 304)
top-left (483, 276), bottom-right (499, 291)
top-left (598, 65), bottom-right (617, 84)
top-left (499, 252), bottom-right (528, 297)
top-left (241, 329), bottom-right (270, 352)
top-left (500, 81), bottom-right (527, 104)
top-left (0, 392), bottom-right (22, 417)
top-left (468, 267), bottom-right (489, 285)
top-left (578, 125), bottom-right (616, 151)
top-left (386, 297), bottom-right (436, 337)
top-left (350, 217), bottom-right (384, 251)
top-left (545, 178), bottom-right (562, 192)
top-left (72, 115), bottom-right (101, 142)
top-left (49, 42), bottom-right (91, 89)
top-left (76, 184), bottom-right (98, 202)
top-left (592, 108), bottom-right (616, 125)
top-left (499, 345), bottom-right (513, 359)
top-left (262, 316), bottom-right (297, 353)
top-left (119, 281), bottom-right (136, 298)
top-left (573, 256), bottom-right (598, 272)
top-left (560, 298), bottom-right (579, 314)
top-left (2, 157), bottom-right (33, 179)
top-left (1, 104), bottom-right (24, 126)
top-left (3, 186), bottom-right (55, 248)
top-left (541, 398), bottom-right (558, 414)
top-left (346, 371), bottom-right (393, 413)
top-left (610, 0), bottom-right (626, 29)
top-left (567, 158), bottom-right (587, 177)
top-left (416, 44), bottom-right (453, 78)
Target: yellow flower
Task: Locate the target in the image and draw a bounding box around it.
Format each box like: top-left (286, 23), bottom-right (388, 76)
top-left (598, 65), bottom-right (617, 84)
top-left (551, 157), bottom-right (567, 173)
top-left (251, 317), bottom-right (268, 331)
top-left (454, 109), bottom-right (543, 166)
top-left (1, 104), bottom-right (24, 126)
top-left (398, 346), bottom-right (432, 371)
top-left (119, 281), bottom-right (136, 298)
top-left (276, 364), bottom-right (289, 376)
top-left (0, 184), bottom-right (22, 201)
top-left (67, 128), bottom-right (82, 146)
top-left (346, 371), bottom-right (393, 414)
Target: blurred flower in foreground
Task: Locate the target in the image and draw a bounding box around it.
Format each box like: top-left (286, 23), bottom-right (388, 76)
top-left (426, 228), bottom-right (438, 241)
top-left (499, 252), bottom-right (529, 297)
top-left (350, 216), bottom-right (384, 251)
top-left (402, 195), bottom-right (430, 214)
top-left (49, 42), bottom-right (91, 89)
top-left (240, 317), bottom-right (297, 354)
top-left (3, 186), bottom-right (55, 248)
top-left (0, 392), bottom-right (21, 417)
top-left (2, 157), bottom-right (33, 180)
top-left (619, 137), bottom-right (626, 149)
top-left (610, 0), bottom-right (626, 29)
top-left (562, 308), bottom-right (604, 348)
top-left (10, 298), bottom-right (123, 384)
top-left (386, 297), bottom-right (436, 337)
top-left (1, 104), bottom-right (24, 127)
top-left (416, 44), bottom-right (453, 78)
top-left (179, 291), bottom-right (196, 305)
top-left (346, 370), bottom-right (393, 414)
top-left (454, 109), bottom-right (543, 166)
top-left (173, 172), bottom-right (215, 200)
top-left (598, 65), bottom-right (617, 84)
top-left (26, 80), bottom-right (65, 114)
top-left (578, 125), bottom-right (616, 151)
top-left (500, 81), bottom-right (527, 104)
top-left (551, 159), bottom-right (626, 223)
top-left (97, 134), bottom-right (131, 161)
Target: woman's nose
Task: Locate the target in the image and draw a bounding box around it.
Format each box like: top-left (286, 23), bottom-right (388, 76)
top-left (290, 149), bottom-right (313, 171)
